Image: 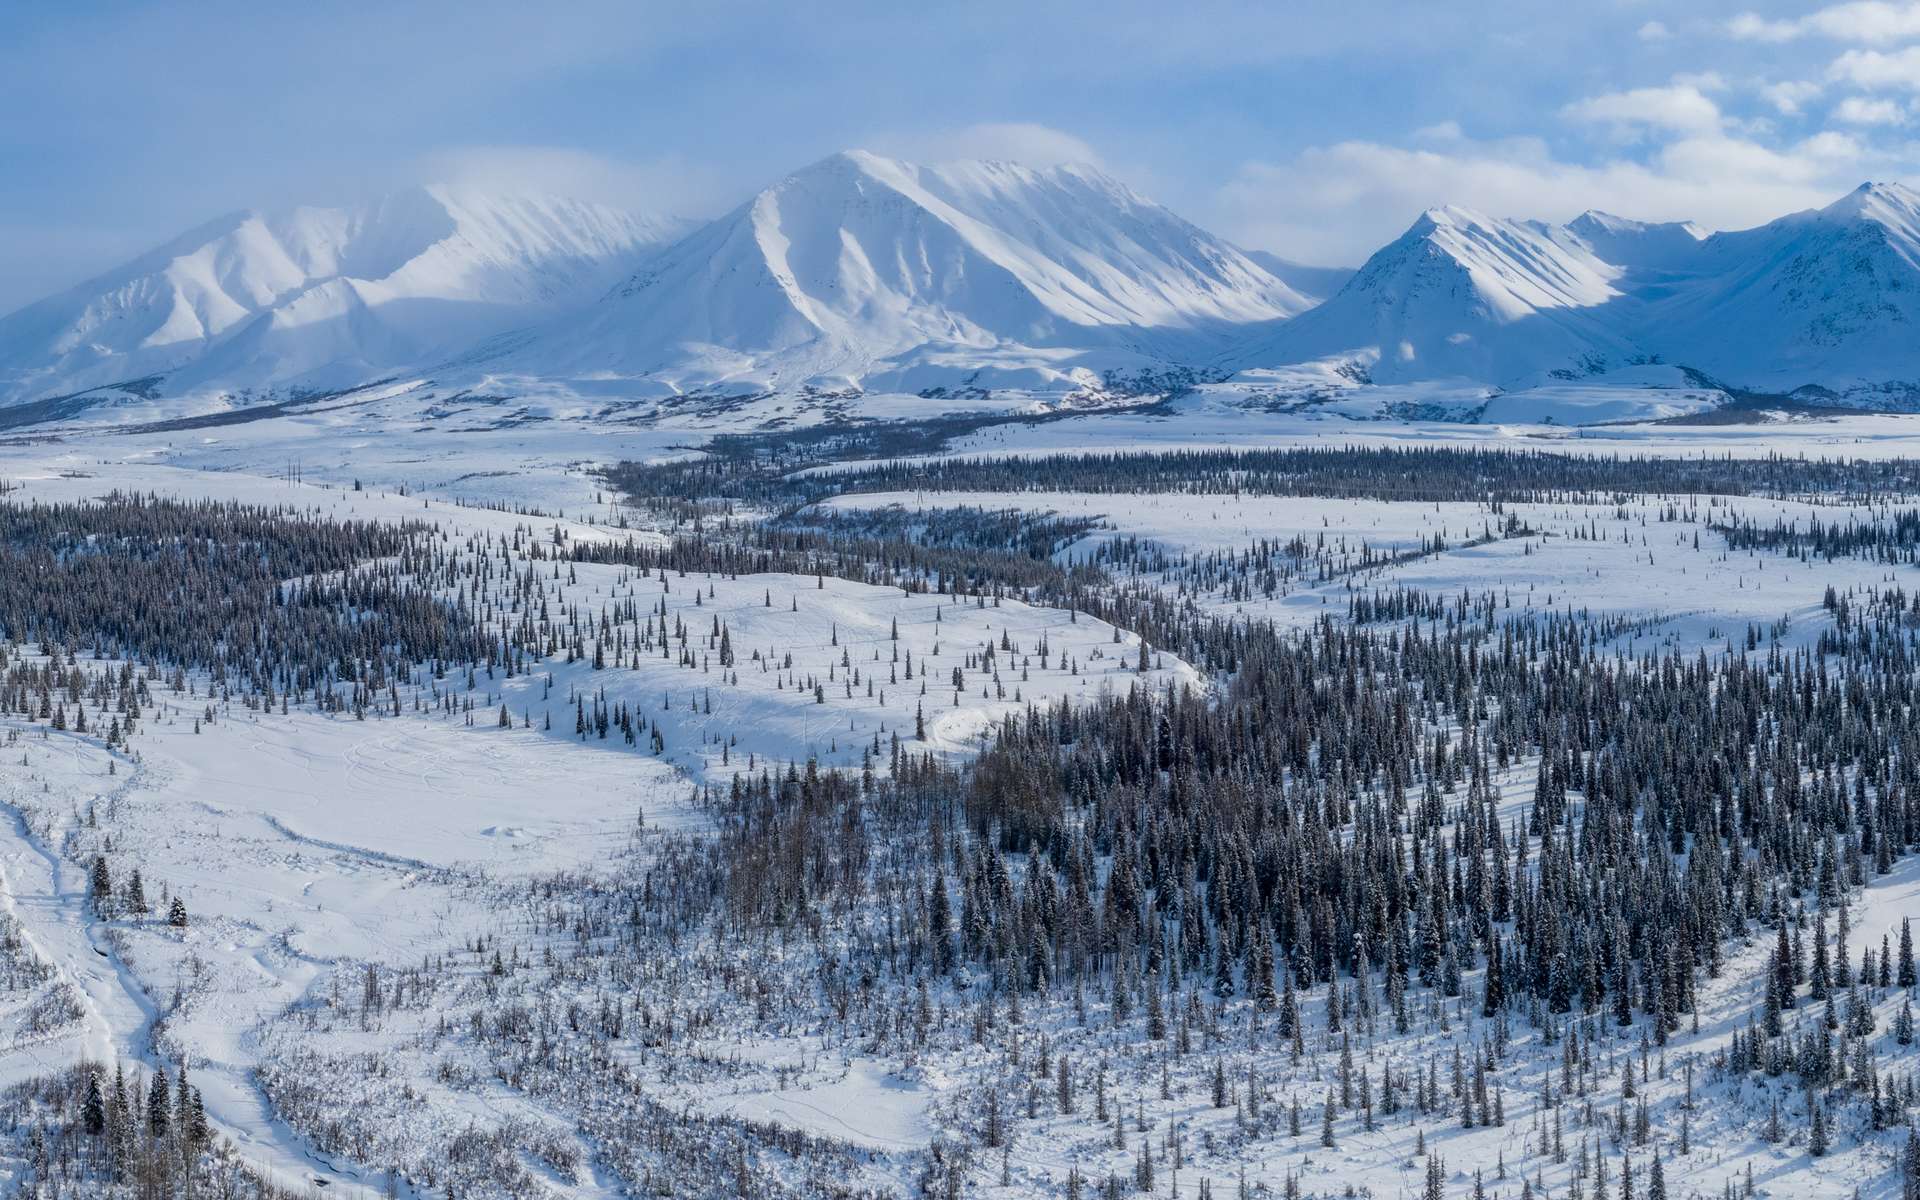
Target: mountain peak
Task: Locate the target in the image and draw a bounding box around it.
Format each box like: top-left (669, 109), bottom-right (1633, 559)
top-left (1568, 210), bottom-right (1705, 241)
top-left (497, 151), bottom-right (1308, 396)
top-left (0, 187), bottom-right (680, 405)
top-left (794, 148), bottom-right (904, 180)
top-left (1412, 204), bottom-right (1497, 233)
top-left (1822, 180), bottom-right (1920, 230)
top-left (789, 148), bottom-right (1127, 201)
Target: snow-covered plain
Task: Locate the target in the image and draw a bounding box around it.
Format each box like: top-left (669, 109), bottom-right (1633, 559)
top-left (0, 445), bottom-right (1196, 1194)
top-left (1, 407), bottom-right (1919, 1196)
top-left (822, 487), bottom-right (1908, 655)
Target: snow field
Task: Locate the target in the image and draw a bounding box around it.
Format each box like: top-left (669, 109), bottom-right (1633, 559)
top-left (488, 564), bottom-right (1200, 786)
top-left (824, 488), bottom-right (1920, 655)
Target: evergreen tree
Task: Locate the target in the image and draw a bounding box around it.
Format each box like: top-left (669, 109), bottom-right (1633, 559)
top-left (83, 1073), bottom-right (105, 1137)
top-left (90, 856), bottom-right (112, 918)
top-left (147, 1066), bottom-right (169, 1138)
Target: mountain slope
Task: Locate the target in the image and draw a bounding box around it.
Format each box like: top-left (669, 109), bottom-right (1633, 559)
top-left (1244, 206), bottom-right (1638, 387)
top-left (468, 150), bottom-right (1311, 396)
top-left (1642, 182), bottom-right (1920, 399)
top-left (1243, 184), bottom-right (1920, 406)
top-left (0, 187), bottom-right (684, 405)
top-left (1563, 210), bottom-right (1706, 274)
top-left (1241, 251), bottom-right (1355, 305)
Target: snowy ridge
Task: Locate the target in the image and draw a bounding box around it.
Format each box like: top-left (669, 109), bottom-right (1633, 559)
top-left (1563, 210), bottom-right (1707, 273)
top-left (1244, 205), bottom-right (1635, 388)
top-left (0, 186), bottom-right (684, 405)
top-left (1240, 250), bottom-right (1356, 305)
top-left (15, 166), bottom-right (1920, 420)
top-left (464, 149), bottom-right (1310, 397)
top-left (1243, 182), bottom-right (1920, 407)
top-left (1641, 182), bottom-right (1920, 401)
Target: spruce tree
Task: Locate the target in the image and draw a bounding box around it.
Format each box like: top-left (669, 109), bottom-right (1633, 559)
top-left (148, 1066), bottom-right (169, 1138)
top-left (83, 1073), bottom-right (105, 1137)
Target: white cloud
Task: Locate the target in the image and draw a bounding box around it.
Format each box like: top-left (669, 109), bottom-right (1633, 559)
top-left (1562, 84), bottom-right (1723, 135)
top-left (1798, 129), bottom-right (1870, 160)
top-left (1674, 71), bottom-right (1730, 93)
top-left (1731, 2), bottom-right (1920, 43)
top-left (1831, 45), bottom-right (1920, 88)
top-left (1412, 120), bottom-right (1465, 142)
top-left (417, 145), bottom-right (731, 218)
top-left (1637, 20), bottom-right (1671, 42)
top-left (898, 122), bottom-right (1105, 169)
top-left (1761, 80), bottom-right (1824, 114)
top-left (1834, 94), bottom-right (1910, 122)
top-left (1729, 12), bottom-right (1803, 42)
top-left (1212, 129), bottom-right (1861, 267)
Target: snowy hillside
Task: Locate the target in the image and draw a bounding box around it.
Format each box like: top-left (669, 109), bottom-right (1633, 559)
top-left (0, 186), bottom-right (683, 406)
top-left (1643, 182), bottom-right (1920, 403)
top-left (1562, 210), bottom-right (1707, 273)
top-left (1243, 206), bottom-right (1638, 389)
top-left (1243, 183), bottom-right (1920, 408)
top-left (1240, 250), bottom-right (1356, 304)
top-left (458, 150), bottom-right (1311, 398)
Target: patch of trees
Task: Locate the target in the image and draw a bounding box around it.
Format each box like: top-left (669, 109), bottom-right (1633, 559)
top-left (1718, 508), bottom-right (1920, 564)
top-left (0, 1059), bottom-right (278, 1200)
top-left (604, 444), bottom-right (1920, 514)
top-left (0, 495), bottom-right (483, 706)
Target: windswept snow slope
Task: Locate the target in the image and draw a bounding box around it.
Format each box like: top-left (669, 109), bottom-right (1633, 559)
top-left (0, 187), bottom-right (683, 406)
top-left (1245, 206), bottom-right (1637, 388)
top-left (453, 149), bottom-right (1311, 397)
top-left (1643, 181), bottom-right (1920, 399)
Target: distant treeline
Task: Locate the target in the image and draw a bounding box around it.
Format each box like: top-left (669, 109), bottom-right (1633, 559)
top-left (603, 443), bottom-right (1920, 515)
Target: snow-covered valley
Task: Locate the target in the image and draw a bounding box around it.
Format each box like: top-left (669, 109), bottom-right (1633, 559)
top-left (16, 3), bottom-right (1920, 1194)
top-left (2, 408), bottom-right (1920, 1197)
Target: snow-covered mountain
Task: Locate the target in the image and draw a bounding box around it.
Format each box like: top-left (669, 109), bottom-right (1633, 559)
top-left (1243, 206), bottom-right (1638, 388)
top-left (462, 150), bottom-right (1311, 397)
top-left (1242, 184), bottom-right (1920, 406)
top-left (1562, 210), bottom-right (1706, 274)
top-left (1240, 251), bottom-right (1354, 305)
top-left (1640, 182), bottom-right (1920, 400)
top-left (15, 165), bottom-right (1920, 422)
top-left (0, 186), bottom-right (684, 405)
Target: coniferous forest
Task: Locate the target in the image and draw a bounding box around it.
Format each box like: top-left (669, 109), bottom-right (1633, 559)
top-left (0, 444), bottom-right (1917, 1199)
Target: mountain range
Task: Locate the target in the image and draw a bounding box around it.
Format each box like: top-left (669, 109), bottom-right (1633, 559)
top-left (454, 150), bottom-right (1310, 400)
top-left (8, 153), bottom-right (1920, 419)
top-left (1252, 181), bottom-right (1920, 405)
top-left (0, 187), bottom-right (684, 407)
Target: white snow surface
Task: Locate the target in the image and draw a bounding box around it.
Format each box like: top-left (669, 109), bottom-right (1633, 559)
top-left (0, 418), bottom-right (1918, 1195)
top-left (458, 149), bottom-right (1308, 399)
top-left (1243, 181), bottom-right (1920, 405)
top-left (0, 186), bottom-right (686, 406)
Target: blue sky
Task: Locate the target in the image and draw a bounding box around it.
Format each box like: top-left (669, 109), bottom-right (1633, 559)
top-left (3, 0), bottom-right (1919, 311)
